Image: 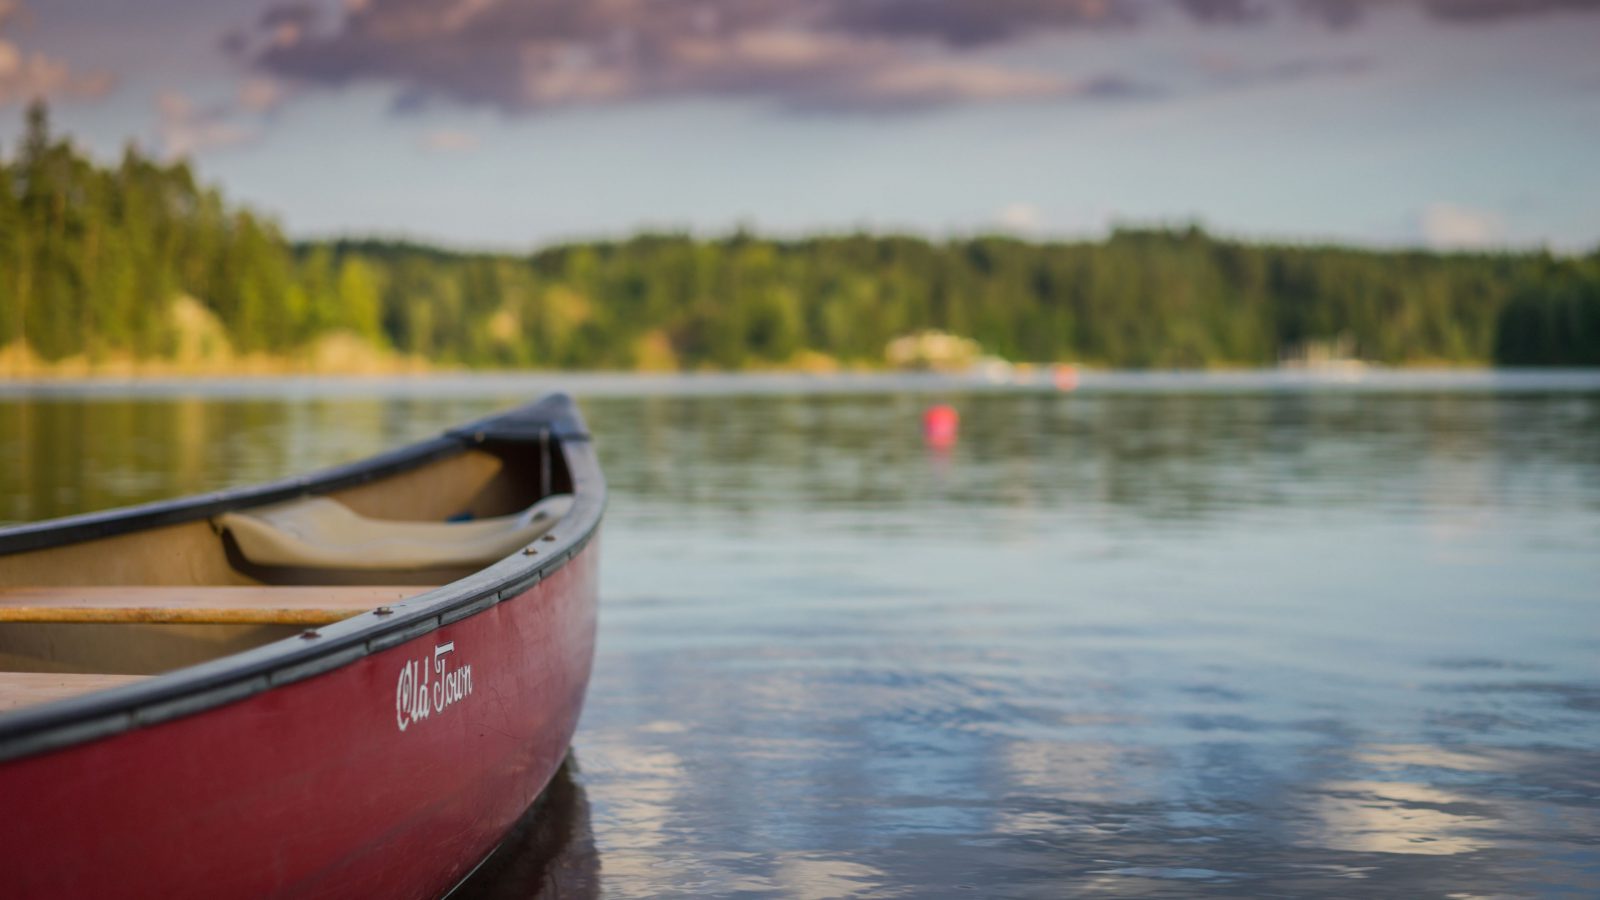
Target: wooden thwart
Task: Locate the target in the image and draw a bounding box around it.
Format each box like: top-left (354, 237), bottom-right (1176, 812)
top-left (0, 672), bottom-right (149, 714)
top-left (0, 586), bottom-right (434, 626)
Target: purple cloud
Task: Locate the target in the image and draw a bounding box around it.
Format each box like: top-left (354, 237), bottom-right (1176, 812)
top-left (821, 0), bottom-right (1139, 48)
top-left (1423, 0), bottom-right (1600, 20)
top-left (243, 0), bottom-right (1091, 114)
top-left (0, 0), bottom-right (116, 106)
top-left (237, 0), bottom-right (1600, 116)
top-left (1302, 0), bottom-right (1600, 27)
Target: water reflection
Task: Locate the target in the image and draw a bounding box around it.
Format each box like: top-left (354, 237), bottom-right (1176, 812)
top-left (1299, 779), bottom-right (1493, 856)
top-left (0, 396), bottom-right (517, 523)
top-left (3, 380), bottom-right (1598, 897)
top-left (579, 388), bottom-right (1600, 897)
top-left (454, 760), bottom-right (600, 899)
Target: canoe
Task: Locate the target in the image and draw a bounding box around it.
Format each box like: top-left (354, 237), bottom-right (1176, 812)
top-left (0, 394), bottom-right (604, 899)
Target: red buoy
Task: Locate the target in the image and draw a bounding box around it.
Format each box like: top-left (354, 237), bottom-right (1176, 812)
top-left (1052, 364), bottom-right (1080, 392)
top-left (922, 404), bottom-right (960, 448)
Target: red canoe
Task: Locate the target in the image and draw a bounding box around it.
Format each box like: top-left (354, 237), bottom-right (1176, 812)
top-left (0, 394), bottom-right (604, 899)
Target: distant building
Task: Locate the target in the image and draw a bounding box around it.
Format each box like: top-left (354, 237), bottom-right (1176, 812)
top-left (885, 330), bottom-right (984, 371)
top-left (1278, 333), bottom-right (1370, 372)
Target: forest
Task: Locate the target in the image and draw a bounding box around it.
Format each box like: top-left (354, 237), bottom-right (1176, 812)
top-left (2, 101), bottom-right (1597, 373)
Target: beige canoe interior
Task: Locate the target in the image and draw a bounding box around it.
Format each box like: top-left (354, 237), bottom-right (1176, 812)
top-left (0, 446), bottom-right (567, 714)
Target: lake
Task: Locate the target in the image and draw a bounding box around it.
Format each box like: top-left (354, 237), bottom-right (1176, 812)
top-left (3, 371), bottom-right (1598, 898)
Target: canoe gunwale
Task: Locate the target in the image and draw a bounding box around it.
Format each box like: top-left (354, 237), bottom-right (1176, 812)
top-left (0, 392), bottom-right (606, 764)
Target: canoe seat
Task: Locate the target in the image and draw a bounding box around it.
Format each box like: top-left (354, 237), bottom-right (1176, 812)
top-left (216, 494), bottom-right (573, 576)
top-left (0, 672), bottom-right (149, 714)
top-left (0, 586), bottom-right (433, 626)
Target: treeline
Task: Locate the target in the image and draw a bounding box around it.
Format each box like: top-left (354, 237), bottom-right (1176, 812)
top-left (3, 101), bottom-right (1597, 371)
top-left (0, 103), bottom-right (380, 365)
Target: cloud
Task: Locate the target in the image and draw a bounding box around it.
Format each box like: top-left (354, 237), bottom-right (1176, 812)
top-left (1421, 203), bottom-right (1505, 249)
top-left (821, 0), bottom-right (1140, 48)
top-left (1420, 0), bottom-right (1600, 22)
top-left (154, 77), bottom-right (293, 160)
top-left (0, 1), bottom-right (115, 106)
top-left (1302, 0), bottom-right (1600, 27)
top-left (234, 0), bottom-right (1600, 117)
top-left (238, 0), bottom-right (1125, 114)
top-left (994, 202), bottom-right (1044, 233)
top-left (420, 128), bottom-right (479, 153)
top-left (158, 91), bottom-right (257, 158)
top-left (259, 1), bottom-right (320, 48)
top-left (1177, 0), bottom-right (1273, 25)
top-left (238, 77), bottom-right (286, 114)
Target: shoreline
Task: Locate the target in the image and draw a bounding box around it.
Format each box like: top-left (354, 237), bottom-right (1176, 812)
top-left (3, 367), bottom-right (1598, 399)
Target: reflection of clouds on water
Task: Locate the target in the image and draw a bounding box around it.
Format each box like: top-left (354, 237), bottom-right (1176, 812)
top-left (1357, 742), bottom-right (1516, 772)
top-left (580, 463), bottom-right (1598, 894)
top-left (584, 742), bottom-right (685, 855)
top-left (772, 856), bottom-right (891, 900)
top-left (578, 733), bottom-right (703, 895)
top-left (584, 714), bottom-right (903, 896)
top-left (1297, 779), bottom-right (1496, 856)
top-left (1270, 740), bottom-right (1600, 889)
top-left (1001, 739), bottom-right (1160, 805)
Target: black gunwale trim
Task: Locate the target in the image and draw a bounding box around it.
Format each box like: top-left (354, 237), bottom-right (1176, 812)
top-left (0, 392), bottom-right (606, 763)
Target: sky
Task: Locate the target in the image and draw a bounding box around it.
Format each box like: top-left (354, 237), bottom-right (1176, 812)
top-left (1, 0), bottom-right (1598, 252)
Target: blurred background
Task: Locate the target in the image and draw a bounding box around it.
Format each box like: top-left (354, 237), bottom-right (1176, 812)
top-left (2, 1), bottom-right (1599, 897)
top-left (2, 0), bottom-right (1599, 373)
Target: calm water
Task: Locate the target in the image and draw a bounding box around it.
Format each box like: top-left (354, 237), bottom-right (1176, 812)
top-left (3, 372), bottom-right (1599, 898)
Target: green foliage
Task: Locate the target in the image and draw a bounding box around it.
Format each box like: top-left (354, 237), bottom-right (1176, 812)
top-left (1494, 252), bottom-right (1600, 366)
top-left (1, 101), bottom-right (298, 360)
top-left (2, 102), bottom-right (1597, 370)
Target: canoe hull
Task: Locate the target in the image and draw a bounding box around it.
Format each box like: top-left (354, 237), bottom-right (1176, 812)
top-left (0, 539), bottom-right (599, 899)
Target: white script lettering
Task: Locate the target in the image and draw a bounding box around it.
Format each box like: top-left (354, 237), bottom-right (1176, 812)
top-left (395, 641), bottom-right (474, 732)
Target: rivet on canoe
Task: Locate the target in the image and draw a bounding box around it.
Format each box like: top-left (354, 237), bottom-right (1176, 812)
top-left (523, 546), bottom-right (539, 555)
top-left (373, 606), bottom-right (393, 616)
top-left (542, 535), bottom-right (557, 542)
top-left (299, 630), bottom-right (320, 640)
